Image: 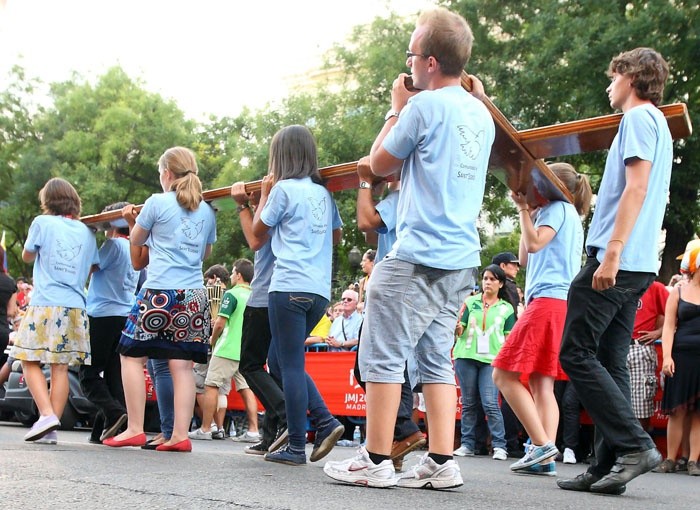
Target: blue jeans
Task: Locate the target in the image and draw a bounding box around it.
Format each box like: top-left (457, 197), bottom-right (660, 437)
top-left (267, 291), bottom-right (333, 452)
top-left (455, 358), bottom-right (506, 450)
top-left (147, 358), bottom-right (173, 440)
top-left (559, 257), bottom-right (656, 476)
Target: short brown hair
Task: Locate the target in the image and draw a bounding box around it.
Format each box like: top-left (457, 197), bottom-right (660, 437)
top-left (607, 48), bottom-right (669, 106)
top-left (416, 8), bottom-right (473, 77)
top-left (204, 264), bottom-right (229, 283)
top-left (39, 177), bottom-right (81, 217)
top-left (232, 258), bottom-right (254, 284)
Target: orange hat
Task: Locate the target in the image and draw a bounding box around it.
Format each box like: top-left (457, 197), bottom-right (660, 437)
top-left (680, 240), bottom-right (700, 274)
top-left (677, 238), bottom-right (700, 260)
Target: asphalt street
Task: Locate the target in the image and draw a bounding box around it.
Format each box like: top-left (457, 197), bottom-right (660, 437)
top-left (0, 421), bottom-right (697, 510)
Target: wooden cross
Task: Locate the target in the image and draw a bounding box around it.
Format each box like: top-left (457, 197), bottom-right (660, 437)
top-left (80, 71), bottom-right (692, 228)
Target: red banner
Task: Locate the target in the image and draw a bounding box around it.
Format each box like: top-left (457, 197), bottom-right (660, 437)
top-left (227, 345), bottom-right (668, 429)
top-left (227, 351), bottom-right (464, 418)
top-left (226, 352), bottom-right (368, 416)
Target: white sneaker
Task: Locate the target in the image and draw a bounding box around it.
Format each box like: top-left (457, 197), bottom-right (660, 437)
top-left (324, 446), bottom-right (398, 488)
top-left (35, 430), bottom-right (58, 445)
top-left (563, 447), bottom-right (577, 464)
top-left (492, 447), bottom-right (508, 460)
top-left (234, 431), bottom-right (261, 443)
top-left (188, 428), bottom-right (212, 440)
top-left (453, 445), bottom-right (474, 457)
top-left (397, 453), bottom-right (463, 489)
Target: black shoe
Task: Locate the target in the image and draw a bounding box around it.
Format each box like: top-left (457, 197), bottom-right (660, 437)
top-left (507, 448), bottom-right (525, 459)
top-left (310, 419), bottom-right (344, 462)
top-left (590, 448), bottom-right (662, 494)
top-left (245, 441), bottom-right (270, 455)
top-left (88, 435), bottom-right (102, 445)
top-left (100, 413), bottom-right (128, 442)
top-left (269, 426), bottom-right (289, 453)
top-left (141, 439), bottom-right (161, 450)
top-left (557, 472), bottom-right (626, 495)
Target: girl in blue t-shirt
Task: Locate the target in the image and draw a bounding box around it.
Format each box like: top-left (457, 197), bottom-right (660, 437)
top-left (105, 146), bottom-right (216, 452)
top-left (11, 177), bottom-right (99, 444)
top-left (492, 162), bottom-right (592, 475)
top-left (252, 125), bottom-right (344, 465)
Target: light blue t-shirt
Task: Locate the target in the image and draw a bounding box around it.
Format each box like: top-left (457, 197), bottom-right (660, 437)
top-left (524, 201), bottom-right (583, 304)
top-left (87, 237), bottom-right (140, 317)
top-left (383, 86), bottom-right (495, 270)
top-left (327, 311), bottom-right (363, 352)
top-left (24, 215), bottom-right (99, 308)
top-left (136, 191), bottom-right (217, 289)
top-left (260, 177), bottom-right (342, 301)
top-left (247, 240), bottom-right (274, 308)
top-left (375, 190), bottom-right (399, 262)
top-left (586, 104), bottom-right (673, 273)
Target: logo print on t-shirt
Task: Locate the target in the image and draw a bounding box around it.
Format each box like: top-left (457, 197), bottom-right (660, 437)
top-left (308, 196), bottom-right (327, 222)
top-left (457, 125), bottom-right (486, 159)
top-left (181, 218), bottom-right (204, 240)
top-left (56, 240), bottom-right (82, 261)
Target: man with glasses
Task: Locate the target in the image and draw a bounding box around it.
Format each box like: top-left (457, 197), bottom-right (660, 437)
top-left (325, 290), bottom-right (361, 351)
top-left (325, 7), bottom-right (494, 489)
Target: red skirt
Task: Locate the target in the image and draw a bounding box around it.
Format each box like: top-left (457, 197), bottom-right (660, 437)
top-left (492, 297), bottom-right (568, 381)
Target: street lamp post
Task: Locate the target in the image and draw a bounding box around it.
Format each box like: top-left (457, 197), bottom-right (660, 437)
top-left (348, 246), bottom-right (362, 268)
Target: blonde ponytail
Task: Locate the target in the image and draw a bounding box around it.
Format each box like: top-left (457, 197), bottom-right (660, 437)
top-left (158, 147), bottom-right (203, 211)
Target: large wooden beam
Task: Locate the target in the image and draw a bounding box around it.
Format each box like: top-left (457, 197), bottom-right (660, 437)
top-left (80, 74), bottom-right (692, 228)
top-left (520, 103), bottom-right (691, 159)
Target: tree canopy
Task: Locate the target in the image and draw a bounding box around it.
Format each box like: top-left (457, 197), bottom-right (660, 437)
top-left (1, 1), bottom-right (697, 289)
top-left (453, 0), bottom-right (699, 282)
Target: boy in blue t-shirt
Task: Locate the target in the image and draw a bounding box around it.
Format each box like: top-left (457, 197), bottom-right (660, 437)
top-left (558, 47), bottom-right (672, 495)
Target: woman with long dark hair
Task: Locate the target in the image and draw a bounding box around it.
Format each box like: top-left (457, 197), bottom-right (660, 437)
top-left (453, 264), bottom-right (514, 461)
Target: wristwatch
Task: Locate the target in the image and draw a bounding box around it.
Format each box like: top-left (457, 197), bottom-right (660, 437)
top-left (384, 109), bottom-right (400, 121)
top-left (359, 181), bottom-right (372, 190)
top-left (236, 203), bottom-right (250, 213)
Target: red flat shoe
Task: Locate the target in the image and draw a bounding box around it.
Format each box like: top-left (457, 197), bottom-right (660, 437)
top-left (156, 439), bottom-right (192, 452)
top-left (103, 433), bottom-right (147, 448)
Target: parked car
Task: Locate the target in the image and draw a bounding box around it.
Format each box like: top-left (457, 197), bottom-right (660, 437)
top-left (0, 360), bottom-right (160, 432)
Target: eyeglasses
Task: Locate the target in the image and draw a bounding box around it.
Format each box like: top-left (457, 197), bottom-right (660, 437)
top-left (406, 50), bottom-right (430, 60)
top-left (341, 297), bottom-right (355, 302)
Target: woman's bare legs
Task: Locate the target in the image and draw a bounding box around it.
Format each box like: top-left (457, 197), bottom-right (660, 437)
top-left (165, 358), bottom-right (196, 445)
top-left (112, 355), bottom-right (146, 440)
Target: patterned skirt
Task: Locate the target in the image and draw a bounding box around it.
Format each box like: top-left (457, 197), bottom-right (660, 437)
top-left (117, 288), bottom-right (211, 364)
top-left (10, 306), bottom-right (91, 366)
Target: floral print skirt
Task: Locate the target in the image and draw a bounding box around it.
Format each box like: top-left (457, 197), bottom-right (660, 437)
top-left (10, 306), bottom-right (90, 365)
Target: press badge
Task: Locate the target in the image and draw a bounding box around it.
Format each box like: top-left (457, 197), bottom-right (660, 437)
top-left (477, 332), bottom-right (490, 354)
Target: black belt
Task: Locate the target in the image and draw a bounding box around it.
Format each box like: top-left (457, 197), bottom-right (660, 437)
top-left (587, 247), bottom-right (599, 257)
